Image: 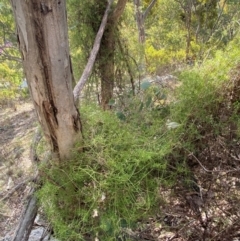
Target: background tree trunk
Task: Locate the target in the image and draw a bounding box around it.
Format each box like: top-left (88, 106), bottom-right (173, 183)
top-left (99, 0), bottom-right (128, 110)
top-left (134, 0), bottom-right (157, 44)
top-left (99, 25), bottom-right (115, 110)
top-left (72, 0), bottom-right (114, 103)
top-left (11, 0), bottom-right (82, 160)
top-left (134, 0), bottom-right (145, 44)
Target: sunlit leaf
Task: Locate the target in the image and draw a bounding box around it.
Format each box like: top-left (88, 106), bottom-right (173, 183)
top-left (140, 81), bottom-right (151, 90)
top-left (166, 121), bottom-right (181, 129)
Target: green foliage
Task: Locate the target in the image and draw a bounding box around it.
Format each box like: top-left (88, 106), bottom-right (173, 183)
top-left (38, 32), bottom-right (240, 241)
top-left (143, 0), bottom-right (240, 73)
top-left (67, 0), bottom-right (105, 79)
top-left (145, 41), bottom-right (185, 73)
top-left (167, 35), bottom-right (240, 158)
top-left (0, 0), bottom-right (23, 104)
top-left (0, 61), bottom-right (23, 104)
top-left (38, 104), bottom-right (176, 240)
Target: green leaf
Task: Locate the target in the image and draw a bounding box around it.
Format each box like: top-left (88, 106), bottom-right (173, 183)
top-left (141, 81), bottom-right (151, 90)
top-left (100, 219), bottom-right (113, 233)
top-left (145, 96), bottom-right (152, 108)
top-left (116, 111), bottom-right (126, 121)
top-left (119, 219), bottom-right (128, 228)
top-left (108, 99), bottom-right (115, 106)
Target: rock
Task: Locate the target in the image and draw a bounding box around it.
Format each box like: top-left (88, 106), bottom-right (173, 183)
top-left (28, 227), bottom-right (50, 241)
top-left (0, 234), bottom-right (12, 241)
top-left (28, 227), bottom-right (60, 241)
top-left (1, 227), bottom-right (60, 241)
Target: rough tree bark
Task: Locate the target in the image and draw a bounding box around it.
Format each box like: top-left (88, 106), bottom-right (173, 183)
top-left (11, 0), bottom-right (82, 161)
top-left (99, 0), bottom-right (128, 110)
top-left (10, 0), bottom-right (114, 240)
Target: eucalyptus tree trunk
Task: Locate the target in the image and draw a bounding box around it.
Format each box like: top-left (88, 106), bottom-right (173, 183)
top-left (134, 0), bottom-right (157, 44)
top-left (133, 0), bottom-right (157, 77)
top-left (99, 0), bottom-right (128, 110)
top-left (11, 0), bottom-right (82, 160)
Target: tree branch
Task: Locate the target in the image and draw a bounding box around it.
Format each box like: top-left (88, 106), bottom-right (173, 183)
top-left (143, 0), bottom-right (157, 20)
top-left (111, 0), bottom-right (128, 23)
top-left (73, 0), bottom-right (114, 103)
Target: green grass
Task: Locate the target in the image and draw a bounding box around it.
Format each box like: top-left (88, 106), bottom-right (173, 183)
top-left (38, 105), bottom-right (173, 240)
top-left (38, 36), bottom-right (240, 241)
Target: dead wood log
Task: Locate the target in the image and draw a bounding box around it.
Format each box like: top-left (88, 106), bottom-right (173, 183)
top-left (11, 188), bottom-right (38, 241)
top-left (11, 128), bottom-right (42, 241)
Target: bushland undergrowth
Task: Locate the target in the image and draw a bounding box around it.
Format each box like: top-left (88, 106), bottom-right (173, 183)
top-left (38, 37), bottom-right (240, 241)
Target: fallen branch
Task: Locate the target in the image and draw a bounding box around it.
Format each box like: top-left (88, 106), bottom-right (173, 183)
top-left (11, 188), bottom-right (38, 241)
top-left (11, 128), bottom-right (42, 241)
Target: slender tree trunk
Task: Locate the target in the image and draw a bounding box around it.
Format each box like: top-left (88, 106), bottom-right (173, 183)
top-left (73, 0), bottom-right (114, 103)
top-left (184, 2), bottom-right (192, 62)
top-left (117, 38), bottom-right (135, 95)
top-left (134, 0), bottom-right (157, 44)
top-left (11, 0), bottom-right (82, 160)
top-left (99, 0), bottom-right (128, 110)
top-left (134, 0), bottom-right (145, 44)
top-left (99, 26), bottom-right (115, 110)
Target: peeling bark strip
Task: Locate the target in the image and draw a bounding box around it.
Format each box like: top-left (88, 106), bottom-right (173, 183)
top-left (33, 6), bottom-right (58, 124)
top-left (11, 0), bottom-right (82, 160)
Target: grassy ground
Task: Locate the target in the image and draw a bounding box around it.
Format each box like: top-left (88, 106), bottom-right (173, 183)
top-left (1, 38), bottom-right (240, 240)
top-left (1, 87), bottom-right (240, 240)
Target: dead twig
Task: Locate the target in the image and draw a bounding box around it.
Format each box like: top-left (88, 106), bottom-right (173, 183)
top-left (0, 177), bottom-right (35, 201)
top-left (188, 150), bottom-right (240, 174)
top-left (187, 152), bottom-right (213, 173)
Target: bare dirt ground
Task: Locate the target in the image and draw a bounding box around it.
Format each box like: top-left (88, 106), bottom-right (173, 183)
top-left (0, 100), bottom-right (37, 238)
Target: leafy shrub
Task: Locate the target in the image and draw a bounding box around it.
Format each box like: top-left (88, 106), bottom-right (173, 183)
top-left (0, 62), bottom-right (23, 105)
top-left (145, 40), bottom-right (185, 73)
top-left (38, 36), bottom-right (240, 241)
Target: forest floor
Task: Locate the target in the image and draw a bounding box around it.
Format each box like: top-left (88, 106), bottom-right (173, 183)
top-left (1, 99), bottom-right (240, 240)
top-left (0, 100), bottom-right (37, 239)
